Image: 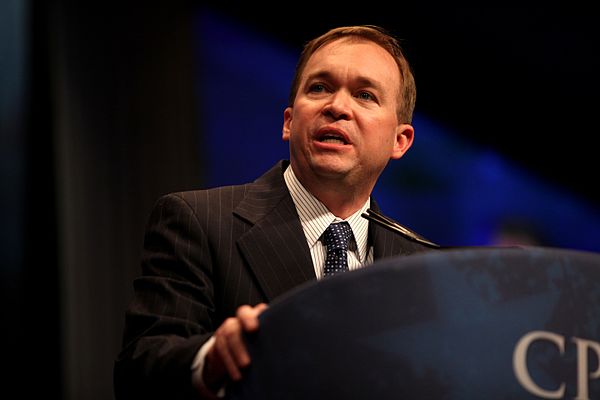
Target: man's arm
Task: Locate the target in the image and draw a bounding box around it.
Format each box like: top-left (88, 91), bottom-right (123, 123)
top-left (192, 303), bottom-right (268, 398)
top-left (114, 194), bottom-right (219, 400)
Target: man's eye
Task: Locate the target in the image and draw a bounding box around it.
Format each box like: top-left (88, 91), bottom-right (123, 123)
top-left (357, 92), bottom-right (374, 101)
top-left (309, 84), bottom-right (326, 93)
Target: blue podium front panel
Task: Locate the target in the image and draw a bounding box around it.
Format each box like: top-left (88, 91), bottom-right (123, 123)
top-left (229, 247), bottom-right (600, 400)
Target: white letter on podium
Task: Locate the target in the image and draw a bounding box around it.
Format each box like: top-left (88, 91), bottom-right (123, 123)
top-left (572, 336), bottom-right (600, 400)
top-left (513, 330), bottom-right (565, 399)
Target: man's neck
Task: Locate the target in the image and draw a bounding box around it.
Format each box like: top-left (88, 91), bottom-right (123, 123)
top-left (290, 165), bottom-right (373, 220)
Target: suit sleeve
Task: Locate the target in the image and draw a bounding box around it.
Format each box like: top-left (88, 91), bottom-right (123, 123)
top-left (114, 193), bottom-right (217, 400)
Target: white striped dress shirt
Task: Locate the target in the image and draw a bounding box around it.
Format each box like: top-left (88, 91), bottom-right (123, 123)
top-left (283, 165), bottom-right (373, 279)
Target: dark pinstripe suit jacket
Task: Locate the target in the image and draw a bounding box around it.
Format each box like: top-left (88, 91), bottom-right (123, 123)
top-left (114, 159), bottom-right (432, 399)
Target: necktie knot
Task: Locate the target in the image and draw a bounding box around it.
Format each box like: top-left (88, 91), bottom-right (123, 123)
top-left (323, 222), bottom-right (353, 276)
top-left (323, 222), bottom-right (353, 250)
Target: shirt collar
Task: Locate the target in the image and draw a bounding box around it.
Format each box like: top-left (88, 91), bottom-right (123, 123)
top-left (283, 165), bottom-right (370, 262)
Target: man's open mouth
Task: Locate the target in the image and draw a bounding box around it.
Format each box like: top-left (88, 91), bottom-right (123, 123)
top-left (319, 134), bottom-right (348, 145)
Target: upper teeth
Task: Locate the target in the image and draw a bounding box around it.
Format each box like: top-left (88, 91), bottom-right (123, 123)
top-left (321, 135), bottom-right (345, 144)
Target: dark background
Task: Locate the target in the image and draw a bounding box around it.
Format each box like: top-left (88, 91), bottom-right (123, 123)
top-left (2, 1), bottom-right (598, 399)
top-left (205, 3), bottom-right (600, 206)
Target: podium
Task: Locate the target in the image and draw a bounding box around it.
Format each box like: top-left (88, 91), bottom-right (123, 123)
top-left (229, 246), bottom-right (600, 399)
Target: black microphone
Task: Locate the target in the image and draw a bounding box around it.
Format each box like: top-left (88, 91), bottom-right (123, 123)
top-left (361, 208), bottom-right (441, 249)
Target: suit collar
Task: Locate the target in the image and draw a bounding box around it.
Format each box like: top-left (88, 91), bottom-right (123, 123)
top-left (232, 160), bottom-right (290, 225)
top-left (234, 160), bottom-right (316, 301)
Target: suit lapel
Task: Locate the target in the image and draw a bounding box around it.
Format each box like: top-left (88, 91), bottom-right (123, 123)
top-left (369, 199), bottom-right (417, 261)
top-left (370, 221), bottom-right (409, 260)
top-left (234, 161), bottom-right (315, 301)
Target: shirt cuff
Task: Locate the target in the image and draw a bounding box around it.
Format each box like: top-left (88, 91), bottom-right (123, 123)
top-left (191, 335), bottom-right (225, 398)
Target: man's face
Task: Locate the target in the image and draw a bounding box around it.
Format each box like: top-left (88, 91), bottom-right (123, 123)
top-left (282, 38), bottom-right (414, 192)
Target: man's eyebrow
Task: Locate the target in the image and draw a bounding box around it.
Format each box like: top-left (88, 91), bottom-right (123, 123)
top-left (305, 70), bottom-right (385, 91)
top-left (304, 70), bottom-right (335, 82)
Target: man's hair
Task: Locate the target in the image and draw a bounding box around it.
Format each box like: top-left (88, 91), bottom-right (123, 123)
top-left (287, 25), bottom-right (416, 124)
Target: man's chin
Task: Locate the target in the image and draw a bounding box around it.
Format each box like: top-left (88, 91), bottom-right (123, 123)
top-left (312, 161), bottom-right (353, 180)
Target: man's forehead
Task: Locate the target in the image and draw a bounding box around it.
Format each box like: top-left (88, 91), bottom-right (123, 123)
top-left (303, 40), bottom-right (400, 86)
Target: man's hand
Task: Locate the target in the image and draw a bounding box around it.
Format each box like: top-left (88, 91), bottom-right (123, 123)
top-left (203, 303), bottom-right (268, 391)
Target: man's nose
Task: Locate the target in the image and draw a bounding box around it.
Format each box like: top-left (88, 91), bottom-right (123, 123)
top-left (322, 91), bottom-right (353, 120)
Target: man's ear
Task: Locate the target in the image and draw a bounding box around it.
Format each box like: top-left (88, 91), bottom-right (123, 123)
top-left (282, 107), bottom-right (292, 142)
top-left (391, 123), bottom-right (414, 160)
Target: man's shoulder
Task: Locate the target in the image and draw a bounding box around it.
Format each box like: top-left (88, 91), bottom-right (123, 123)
top-left (155, 160), bottom-right (290, 210)
top-left (161, 182), bottom-right (250, 207)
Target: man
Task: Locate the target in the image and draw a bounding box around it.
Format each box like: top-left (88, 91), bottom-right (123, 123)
top-left (114, 24), bottom-right (438, 399)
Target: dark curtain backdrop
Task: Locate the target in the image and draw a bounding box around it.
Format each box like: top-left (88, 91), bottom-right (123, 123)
top-left (4, 1), bottom-right (202, 399)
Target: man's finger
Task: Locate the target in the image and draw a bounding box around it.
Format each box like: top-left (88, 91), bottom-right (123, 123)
top-left (237, 303), bottom-right (268, 332)
top-left (213, 318), bottom-right (248, 380)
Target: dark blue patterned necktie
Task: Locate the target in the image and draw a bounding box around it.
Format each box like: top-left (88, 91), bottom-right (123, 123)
top-left (323, 222), bottom-right (353, 276)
